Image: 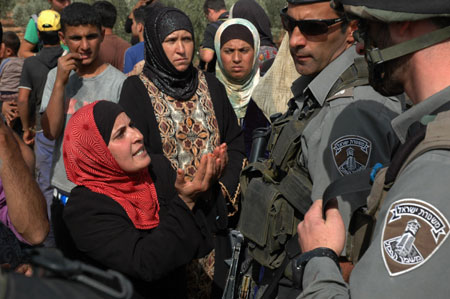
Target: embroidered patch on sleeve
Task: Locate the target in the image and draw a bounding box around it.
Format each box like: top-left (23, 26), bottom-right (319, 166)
top-left (381, 199), bottom-right (450, 276)
top-left (331, 135), bottom-right (372, 176)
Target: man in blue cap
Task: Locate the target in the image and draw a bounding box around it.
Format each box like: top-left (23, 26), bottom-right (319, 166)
top-left (296, 0), bottom-right (450, 298)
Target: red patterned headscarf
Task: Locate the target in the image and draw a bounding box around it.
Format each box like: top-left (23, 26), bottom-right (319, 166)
top-left (63, 101), bottom-right (159, 230)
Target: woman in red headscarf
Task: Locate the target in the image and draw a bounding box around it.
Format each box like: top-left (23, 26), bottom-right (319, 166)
top-left (62, 100), bottom-right (214, 299)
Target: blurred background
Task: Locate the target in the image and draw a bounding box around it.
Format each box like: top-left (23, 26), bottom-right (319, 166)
top-left (0, 0), bottom-right (286, 62)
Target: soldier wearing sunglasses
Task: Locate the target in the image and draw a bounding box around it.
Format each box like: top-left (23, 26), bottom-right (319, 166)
top-left (295, 0), bottom-right (450, 298)
top-left (238, 0), bottom-right (404, 298)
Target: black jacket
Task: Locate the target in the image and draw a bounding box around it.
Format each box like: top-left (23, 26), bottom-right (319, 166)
top-left (63, 155), bottom-right (213, 299)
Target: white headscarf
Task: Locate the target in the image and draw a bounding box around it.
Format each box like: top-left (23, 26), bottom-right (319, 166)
top-left (214, 18), bottom-right (260, 120)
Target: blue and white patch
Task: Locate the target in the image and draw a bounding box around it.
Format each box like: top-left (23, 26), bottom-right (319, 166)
top-left (381, 199), bottom-right (450, 276)
top-left (331, 135), bottom-right (372, 176)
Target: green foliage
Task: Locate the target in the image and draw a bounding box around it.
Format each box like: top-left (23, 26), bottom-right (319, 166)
top-left (157, 0), bottom-right (286, 59)
top-left (81, 0), bottom-right (132, 40)
top-left (0, 0), bottom-right (14, 18)
top-left (10, 0), bottom-right (133, 40)
top-left (12, 0), bottom-right (50, 27)
top-left (257, 0), bottom-right (286, 42)
top-left (224, 0), bottom-right (287, 43)
top-left (8, 0), bottom-right (285, 47)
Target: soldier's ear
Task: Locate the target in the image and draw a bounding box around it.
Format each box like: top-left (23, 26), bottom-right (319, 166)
top-left (388, 21), bottom-right (414, 44)
top-left (346, 20), bottom-right (358, 45)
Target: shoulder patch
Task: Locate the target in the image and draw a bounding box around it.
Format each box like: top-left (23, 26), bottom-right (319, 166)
top-left (331, 135), bottom-right (371, 175)
top-left (381, 199), bottom-right (450, 276)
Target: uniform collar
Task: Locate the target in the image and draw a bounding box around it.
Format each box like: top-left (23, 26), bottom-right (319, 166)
top-left (392, 86), bottom-right (450, 143)
top-left (291, 46), bottom-right (360, 107)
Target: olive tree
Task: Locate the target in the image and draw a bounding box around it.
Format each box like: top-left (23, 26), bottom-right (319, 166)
top-left (0, 0), bottom-right (14, 18)
top-left (11, 0), bottom-right (133, 40)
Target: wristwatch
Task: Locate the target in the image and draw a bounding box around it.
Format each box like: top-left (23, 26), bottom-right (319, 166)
top-left (292, 247), bottom-right (341, 288)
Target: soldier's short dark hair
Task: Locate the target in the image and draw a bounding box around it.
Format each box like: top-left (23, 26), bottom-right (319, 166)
top-left (93, 1), bottom-right (117, 29)
top-left (203, 0), bottom-right (226, 15)
top-left (60, 2), bottom-right (102, 33)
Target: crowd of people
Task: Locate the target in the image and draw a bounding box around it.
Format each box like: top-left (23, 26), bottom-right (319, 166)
top-left (0, 0), bottom-right (450, 298)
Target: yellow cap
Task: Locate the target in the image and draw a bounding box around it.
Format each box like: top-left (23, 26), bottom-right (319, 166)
top-left (37, 10), bottom-right (61, 32)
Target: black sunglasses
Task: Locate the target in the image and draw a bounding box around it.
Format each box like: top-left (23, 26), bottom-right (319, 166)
top-left (280, 7), bottom-right (344, 36)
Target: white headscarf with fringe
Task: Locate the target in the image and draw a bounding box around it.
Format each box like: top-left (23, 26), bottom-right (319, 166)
top-left (214, 18), bottom-right (260, 120)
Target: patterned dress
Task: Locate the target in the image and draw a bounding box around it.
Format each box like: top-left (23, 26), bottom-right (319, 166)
top-left (140, 71), bottom-right (221, 179)
top-left (140, 71), bottom-right (222, 298)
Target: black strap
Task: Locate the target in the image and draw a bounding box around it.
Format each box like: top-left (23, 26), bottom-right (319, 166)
top-left (385, 126), bottom-right (426, 184)
top-left (322, 169), bottom-right (372, 218)
top-left (260, 256), bottom-right (289, 299)
top-left (261, 235), bottom-right (302, 299)
top-left (277, 169), bottom-right (312, 216)
top-left (327, 57), bottom-right (369, 99)
top-left (386, 101), bottom-right (450, 184)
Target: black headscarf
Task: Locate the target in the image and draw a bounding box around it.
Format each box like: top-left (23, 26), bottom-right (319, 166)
top-left (220, 24), bottom-right (255, 49)
top-left (93, 101), bottom-right (124, 146)
top-left (142, 6), bottom-right (198, 101)
top-left (231, 0), bottom-right (276, 48)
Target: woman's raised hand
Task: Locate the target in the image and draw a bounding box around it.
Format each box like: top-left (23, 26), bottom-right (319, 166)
top-left (212, 143), bottom-right (228, 179)
top-left (175, 153), bottom-right (218, 209)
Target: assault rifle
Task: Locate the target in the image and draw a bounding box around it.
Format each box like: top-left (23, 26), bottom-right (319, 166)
top-left (222, 230), bottom-right (244, 299)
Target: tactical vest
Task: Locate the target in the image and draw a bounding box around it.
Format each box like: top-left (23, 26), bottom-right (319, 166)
top-left (238, 58), bottom-right (370, 271)
top-left (332, 106), bottom-right (450, 263)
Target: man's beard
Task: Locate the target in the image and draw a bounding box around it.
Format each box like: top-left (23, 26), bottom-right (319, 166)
top-left (368, 56), bottom-right (406, 97)
top-left (366, 23), bottom-right (407, 97)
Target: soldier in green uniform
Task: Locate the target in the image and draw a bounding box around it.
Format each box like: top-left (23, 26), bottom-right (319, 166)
top-left (296, 0), bottom-right (450, 298)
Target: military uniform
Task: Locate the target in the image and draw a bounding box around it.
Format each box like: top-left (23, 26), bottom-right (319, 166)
top-left (294, 46), bottom-right (401, 226)
top-left (298, 86), bottom-right (450, 299)
top-left (239, 45), bottom-right (402, 298)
